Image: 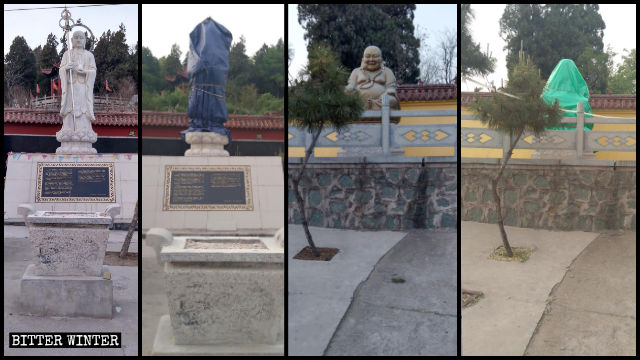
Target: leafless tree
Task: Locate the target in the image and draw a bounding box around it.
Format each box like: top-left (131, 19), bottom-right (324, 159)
top-left (420, 52), bottom-right (441, 84)
top-left (4, 65), bottom-right (29, 106)
top-left (439, 29), bottom-right (457, 85)
top-left (418, 26), bottom-right (458, 85)
top-left (120, 201), bottom-right (138, 259)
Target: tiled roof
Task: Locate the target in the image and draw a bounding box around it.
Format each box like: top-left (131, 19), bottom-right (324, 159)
top-left (142, 111), bottom-right (284, 130)
top-left (4, 108), bottom-right (137, 126)
top-left (589, 94), bottom-right (636, 110)
top-left (461, 92), bottom-right (636, 110)
top-left (398, 83), bottom-right (457, 101)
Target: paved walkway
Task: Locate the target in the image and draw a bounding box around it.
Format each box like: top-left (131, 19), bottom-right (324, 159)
top-left (461, 221), bottom-right (598, 356)
top-left (287, 225), bottom-right (405, 356)
top-left (525, 231), bottom-right (636, 356)
top-left (288, 225), bottom-right (457, 356)
top-left (3, 226), bottom-right (138, 356)
top-left (325, 230), bottom-right (457, 356)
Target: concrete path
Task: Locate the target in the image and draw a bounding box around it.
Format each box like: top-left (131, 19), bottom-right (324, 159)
top-left (3, 227), bottom-right (139, 356)
top-left (525, 231), bottom-right (636, 356)
top-left (287, 225), bottom-right (406, 356)
top-left (325, 230), bottom-right (457, 356)
top-left (461, 221), bottom-right (598, 356)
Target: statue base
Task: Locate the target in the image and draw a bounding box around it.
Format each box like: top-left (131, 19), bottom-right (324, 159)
top-left (184, 132), bottom-right (229, 157)
top-left (55, 128), bottom-right (98, 154)
top-left (56, 142), bottom-right (98, 154)
top-left (20, 264), bottom-right (113, 318)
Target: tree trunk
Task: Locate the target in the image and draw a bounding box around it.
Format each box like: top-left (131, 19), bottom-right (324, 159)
top-left (119, 201), bottom-right (138, 259)
top-left (493, 129), bottom-right (524, 258)
top-left (293, 125), bottom-right (324, 257)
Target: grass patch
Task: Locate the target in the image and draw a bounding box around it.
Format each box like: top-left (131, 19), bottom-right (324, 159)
top-left (489, 246), bottom-right (532, 262)
top-left (391, 277), bottom-right (406, 283)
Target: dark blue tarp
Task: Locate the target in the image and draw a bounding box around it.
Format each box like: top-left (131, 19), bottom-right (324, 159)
top-left (181, 17), bottom-right (233, 141)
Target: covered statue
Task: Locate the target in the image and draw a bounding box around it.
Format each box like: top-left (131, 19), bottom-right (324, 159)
top-left (182, 17), bottom-right (233, 156)
top-left (56, 30), bottom-right (98, 154)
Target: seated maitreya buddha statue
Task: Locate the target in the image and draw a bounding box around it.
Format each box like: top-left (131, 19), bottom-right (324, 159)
top-left (346, 45), bottom-right (401, 122)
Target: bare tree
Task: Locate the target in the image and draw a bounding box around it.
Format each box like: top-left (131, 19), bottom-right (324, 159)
top-left (119, 201), bottom-right (138, 259)
top-left (4, 66), bottom-right (28, 106)
top-left (417, 25), bottom-right (439, 83)
top-left (439, 29), bottom-right (457, 84)
top-left (9, 86), bottom-right (30, 108)
top-left (418, 26), bottom-right (457, 85)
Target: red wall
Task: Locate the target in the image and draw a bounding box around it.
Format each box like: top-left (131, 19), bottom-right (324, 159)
top-left (5, 124), bottom-right (283, 141)
top-left (141, 126), bottom-right (283, 141)
top-left (4, 123), bottom-right (137, 137)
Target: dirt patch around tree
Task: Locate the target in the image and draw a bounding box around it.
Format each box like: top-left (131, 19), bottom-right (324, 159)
top-left (293, 246), bottom-right (339, 261)
top-left (462, 289), bottom-right (484, 308)
top-left (489, 246), bottom-right (532, 262)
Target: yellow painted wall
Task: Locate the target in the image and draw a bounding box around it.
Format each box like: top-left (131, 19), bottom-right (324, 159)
top-left (398, 100), bottom-right (457, 125)
top-left (462, 105), bottom-right (636, 161)
top-left (289, 98), bottom-right (457, 158)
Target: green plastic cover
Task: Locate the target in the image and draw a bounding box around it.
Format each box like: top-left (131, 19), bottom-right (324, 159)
top-left (542, 59), bottom-right (593, 130)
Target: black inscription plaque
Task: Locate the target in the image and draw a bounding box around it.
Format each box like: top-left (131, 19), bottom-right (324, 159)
top-left (36, 162), bottom-right (115, 202)
top-left (163, 165), bottom-right (253, 211)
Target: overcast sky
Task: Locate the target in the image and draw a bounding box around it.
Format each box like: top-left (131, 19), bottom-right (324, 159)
top-left (288, 4), bottom-right (457, 82)
top-left (4, 4), bottom-right (138, 54)
top-left (143, 4), bottom-right (284, 60)
top-left (462, 4), bottom-right (637, 91)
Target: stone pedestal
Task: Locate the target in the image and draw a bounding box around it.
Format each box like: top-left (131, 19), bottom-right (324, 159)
top-left (20, 264), bottom-right (113, 318)
top-left (152, 315), bottom-right (284, 356)
top-left (184, 132), bottom-right (229, 157)
top-left (55, 128), bottom-right (98, 154)
top-left (150, 232), bottom-right (284, 355)
top-left (17, 204), bottom-right (119, 318)
top-left (142, 153), bottom-right (284, 355)
top-left (26, 216), bottom-right (110, 276)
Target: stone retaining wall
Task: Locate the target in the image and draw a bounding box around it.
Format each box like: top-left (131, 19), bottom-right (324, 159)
top-left (288, 163), bottom-right (457, 230)
top-left (462, 164), bottom-right (636, 231)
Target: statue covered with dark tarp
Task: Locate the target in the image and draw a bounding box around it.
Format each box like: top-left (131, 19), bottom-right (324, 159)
top-left (181, 18), bottom-right (233, 155)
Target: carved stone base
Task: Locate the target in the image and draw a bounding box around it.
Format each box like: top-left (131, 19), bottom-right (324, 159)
top-left (20, 264), bottom-right (113, 318)
top-left (55, 128), bottom-right (98, 154)
top-left (184, 132), bottom-right (229, 157)
top-left (152, 315), bottom-right (284, 356)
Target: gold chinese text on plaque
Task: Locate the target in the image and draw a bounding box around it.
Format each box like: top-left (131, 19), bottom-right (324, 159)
top-left (163, 165), bottom-right (253, 211)
top-left (36, 162), bottom-right (115, 203)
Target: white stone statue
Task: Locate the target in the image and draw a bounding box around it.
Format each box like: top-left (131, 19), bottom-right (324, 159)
top-left (56, 30), bottom-right (98, 154)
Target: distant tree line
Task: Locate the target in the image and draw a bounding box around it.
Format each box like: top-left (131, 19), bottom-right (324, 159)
top-left (499, 4), bottom-right (634, 94)
top-left (4, 24), bottom-right (138, 107)
top-left (459, 4), bottom-right (636, 95)
top-left (142, 36), bottom-right (284, 114)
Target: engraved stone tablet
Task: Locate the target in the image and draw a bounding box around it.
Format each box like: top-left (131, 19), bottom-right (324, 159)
top-left (163, 165), bottom-right (253, 211)
top-left (36, 162), bottom-right (115, 202)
